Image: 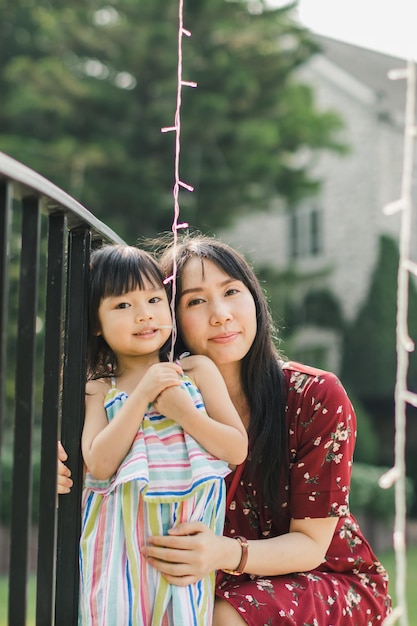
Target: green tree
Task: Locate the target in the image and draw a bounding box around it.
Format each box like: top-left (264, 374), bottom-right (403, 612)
top-left (0, 0), bottom-right (345, 241)
top-left (342, 235), bottom-right (417, 400)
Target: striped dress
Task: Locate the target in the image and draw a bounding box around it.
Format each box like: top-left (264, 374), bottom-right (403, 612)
top-left (79, 375), bottom-right (229, 626)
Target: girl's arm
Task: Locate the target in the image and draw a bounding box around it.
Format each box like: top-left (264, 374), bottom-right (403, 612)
top-left (82, 378), bottom-right (147, 480)
top-left (142, 516), bottom-right (338, 585)
top-left (154, 355), bottom-right (248, 465)
top-left (82, 363), bottom-right (183, 480)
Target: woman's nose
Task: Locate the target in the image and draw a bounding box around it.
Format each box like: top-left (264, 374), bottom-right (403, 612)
top-left (209, 301), bottom-right (232, 325)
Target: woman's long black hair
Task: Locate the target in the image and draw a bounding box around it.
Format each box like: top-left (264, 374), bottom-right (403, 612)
top-left (87, 244), bottom-right (170, 379)
top-left (158, 234), bottom-right (288, 521)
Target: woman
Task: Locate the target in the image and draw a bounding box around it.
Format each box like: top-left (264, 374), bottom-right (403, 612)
top-left (146, 234), bottom-right (391, 625)
top-left (59, 234), bottom-right (391, 625)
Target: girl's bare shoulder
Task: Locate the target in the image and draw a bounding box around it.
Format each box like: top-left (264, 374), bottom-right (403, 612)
top-left (179, 354), bottom-right (218, 376)
top-left (85, 377), bottom-right (112, 397)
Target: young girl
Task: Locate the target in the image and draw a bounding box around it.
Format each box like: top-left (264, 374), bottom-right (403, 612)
top-left (79, 244), bottom-right (248, 626)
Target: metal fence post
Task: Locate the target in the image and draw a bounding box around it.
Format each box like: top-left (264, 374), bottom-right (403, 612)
top-left (55, 227), bottom-right (91, 626)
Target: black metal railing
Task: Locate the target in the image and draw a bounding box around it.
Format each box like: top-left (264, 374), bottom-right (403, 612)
top-left (0, 151), bottom-right (125, 626)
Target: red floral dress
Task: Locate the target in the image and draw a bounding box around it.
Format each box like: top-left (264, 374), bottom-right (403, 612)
top-left (216, 361), bottom-right (392, 625)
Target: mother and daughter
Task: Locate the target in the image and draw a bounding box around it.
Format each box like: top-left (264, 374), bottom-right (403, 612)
top-left (58, 234), bottom-right (391, 625)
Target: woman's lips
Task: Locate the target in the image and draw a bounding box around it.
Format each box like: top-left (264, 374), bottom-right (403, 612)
top-left (209, 332), bottom-right (239, 343)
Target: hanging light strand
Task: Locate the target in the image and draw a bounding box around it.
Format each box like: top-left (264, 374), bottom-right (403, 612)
top-left (161, 0), bottom-right (197, 362)
top-left (380, 59), bottom-right (417, 626)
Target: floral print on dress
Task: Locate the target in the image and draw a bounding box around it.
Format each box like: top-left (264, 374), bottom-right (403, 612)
top-left (216, 361), bottom-right (391, 626)
top-left (323, 419), bottom-right (351, 465)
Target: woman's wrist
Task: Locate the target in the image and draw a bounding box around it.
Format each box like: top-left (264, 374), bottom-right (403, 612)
top-left (222, 535), bottom-right (249, 575)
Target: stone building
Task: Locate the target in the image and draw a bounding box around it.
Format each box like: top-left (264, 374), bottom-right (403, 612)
top-left (221, 34), bottom-right (416, 376)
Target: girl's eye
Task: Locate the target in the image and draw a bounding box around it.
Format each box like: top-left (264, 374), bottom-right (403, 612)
top-left (116, 302), bottom-right (130, 309)
top-left (149, 296), bottom-right (161, 304)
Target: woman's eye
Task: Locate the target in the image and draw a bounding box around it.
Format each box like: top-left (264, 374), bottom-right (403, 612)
top-left (188, 297), bottom-right (204, 307)
top-left (225, 288), bottom-right (239, 296)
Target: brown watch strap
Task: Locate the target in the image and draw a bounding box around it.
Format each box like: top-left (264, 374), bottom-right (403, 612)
top-left (222, 535), bottom-right (249, 576)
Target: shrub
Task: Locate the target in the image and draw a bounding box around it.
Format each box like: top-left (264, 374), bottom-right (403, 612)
top-left (350, 462), bottom-right (414, 521)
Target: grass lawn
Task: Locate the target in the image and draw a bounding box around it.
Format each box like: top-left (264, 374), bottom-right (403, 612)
top-left (0, 546), bottom-right (416, 625)
top-left (380, 544), bottom-right (417, 620)
top-left (0, 576), bottom-right (36, 626)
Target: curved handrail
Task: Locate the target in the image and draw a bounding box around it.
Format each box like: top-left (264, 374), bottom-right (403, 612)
top-left (0, 150), bottom-right (125, 243)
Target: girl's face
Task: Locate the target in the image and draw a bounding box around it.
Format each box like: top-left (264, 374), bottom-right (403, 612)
top-left (96, 282), bottom-right (172, 359)
top-left (177, 257), bottom-right (257, 368)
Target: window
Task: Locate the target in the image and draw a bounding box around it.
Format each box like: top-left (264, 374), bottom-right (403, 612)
top-left (292, 345), bottom-right (328, 371)
top-left (289, 205), bottom-right (323, 260)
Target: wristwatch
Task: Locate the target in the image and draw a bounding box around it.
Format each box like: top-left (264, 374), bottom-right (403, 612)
top-left (222, 535), bottom-right (249, 575)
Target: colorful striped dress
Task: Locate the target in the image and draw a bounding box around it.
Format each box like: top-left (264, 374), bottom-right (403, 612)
top-left (79, 375), bottom-right (229, 626)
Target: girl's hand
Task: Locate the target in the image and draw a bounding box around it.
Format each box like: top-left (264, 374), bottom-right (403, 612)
top-left (137, 362), bottom-right (183, 405)
top-left (57, 441), bottom-right (73, 494)
top-left (141, 522), bottom-right (226, 586)
top-left (153, 384), bottom-right (196, 425)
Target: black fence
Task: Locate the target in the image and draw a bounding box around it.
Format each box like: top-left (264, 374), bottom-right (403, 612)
top-left (0, 151), bottom-right (125, 625)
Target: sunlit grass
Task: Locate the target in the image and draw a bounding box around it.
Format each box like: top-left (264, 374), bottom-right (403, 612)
top-left (0, 575), bottom-right (35, 626)
top-left (380, 544), bottom-right (417, 619)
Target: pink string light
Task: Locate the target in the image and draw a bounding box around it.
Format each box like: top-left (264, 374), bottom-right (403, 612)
top-left (161, 0), bottom-right (196, 361)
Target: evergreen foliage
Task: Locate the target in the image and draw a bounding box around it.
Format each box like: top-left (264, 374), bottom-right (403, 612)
top-left (0, 0), bottom-right (345, 241)
top-left (342, 235), bottom-right (417, 400)
top-left (289, 288), bottom-right (344, 329)
top-left (347, 390), bottom-right (379, 465)
top-left (350, 462), bottom-right (414, 522)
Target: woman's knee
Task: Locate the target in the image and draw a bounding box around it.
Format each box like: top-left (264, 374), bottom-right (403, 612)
top-left (213, 598), bottom-right (247, 626)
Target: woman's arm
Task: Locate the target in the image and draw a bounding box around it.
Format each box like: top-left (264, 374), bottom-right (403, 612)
top-left (142, 516), bottom-right (338, 586)
top-left (154, 355), bottom-right (248, 465)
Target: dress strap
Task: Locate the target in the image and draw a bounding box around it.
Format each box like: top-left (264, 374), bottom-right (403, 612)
top-left (111, 376), bottom-right (117, 389)
top-left (226, 461), bottom-right (246, 510)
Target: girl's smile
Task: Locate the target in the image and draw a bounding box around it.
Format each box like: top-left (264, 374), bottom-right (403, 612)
top-left (97, 284), bottom-right (172, 358)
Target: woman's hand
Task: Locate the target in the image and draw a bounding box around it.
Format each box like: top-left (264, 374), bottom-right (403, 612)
top-left (57, 441), bottom-right (73, 494)
top-left (141, 522), bottom-right (230, 586)
top-left (143, 516), bottom-right (339, 585)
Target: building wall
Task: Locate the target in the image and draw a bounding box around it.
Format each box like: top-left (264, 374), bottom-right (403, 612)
top-left (301, 55), bottom-right (405, 321)
top-left (221, 49), bottom-right (410, 327)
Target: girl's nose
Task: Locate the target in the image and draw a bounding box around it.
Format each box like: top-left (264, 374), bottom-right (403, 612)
top-left (135, 308), bottom-right (153, 322)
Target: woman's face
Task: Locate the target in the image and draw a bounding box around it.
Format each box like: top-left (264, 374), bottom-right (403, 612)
top-left (176, 257), bottom-right (257, 367)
